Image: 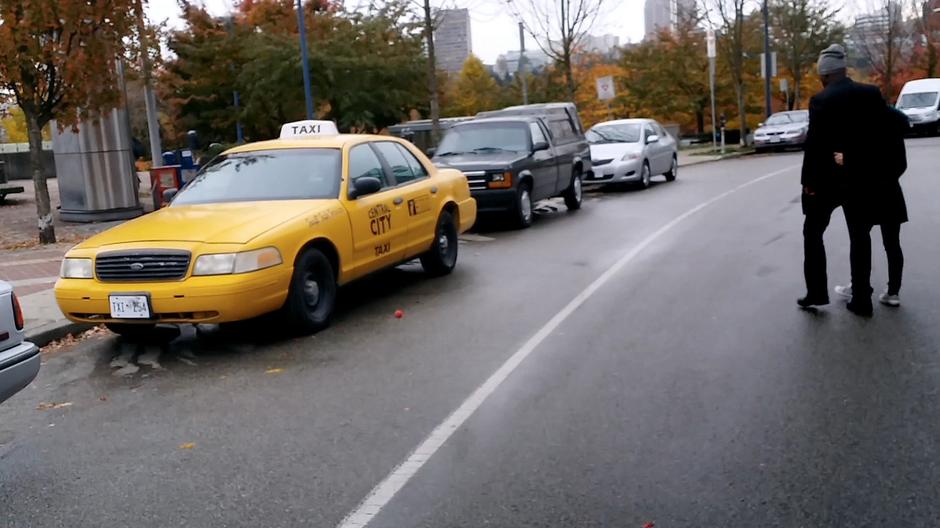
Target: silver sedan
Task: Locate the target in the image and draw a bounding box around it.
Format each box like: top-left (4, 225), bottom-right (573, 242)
top-left (584, 119), bottom-right (678, 189)
top-left (753, 110), bottom-right (809, 152)
top-left (0, 280), bottom-right (40, 405)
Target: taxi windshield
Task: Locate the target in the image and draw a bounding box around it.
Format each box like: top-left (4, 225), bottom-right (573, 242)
top-left (172, 148), bottom-right (341, 205)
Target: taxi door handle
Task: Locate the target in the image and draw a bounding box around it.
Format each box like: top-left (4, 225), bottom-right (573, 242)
top-left (393, 197), bottom-right (404, 205)
top-left (430, 186), bottom-right (438, 194)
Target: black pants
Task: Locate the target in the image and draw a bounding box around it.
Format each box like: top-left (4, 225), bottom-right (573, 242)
top-left (880, 223), bottom-right (904, 295)
top-left (802, 196), bottom-right (839, 298)
top-left (844, 209), bottom-right (873, 299)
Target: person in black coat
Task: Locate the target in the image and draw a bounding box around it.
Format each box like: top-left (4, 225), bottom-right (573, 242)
top-left (798, 44), bottom-right (889, 316)
top-left (833, 105), bottom-right (909, 307)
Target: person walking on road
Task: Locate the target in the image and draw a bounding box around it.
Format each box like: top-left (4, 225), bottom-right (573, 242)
top-left (798, 44), bottom-right (888, 316)
top-left (833, 105), bottom-right (909, 307)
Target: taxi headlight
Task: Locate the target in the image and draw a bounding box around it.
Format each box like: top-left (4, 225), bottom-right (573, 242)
top-left (60, 258), bottom-right (93, 279)
top-left (193, 247), bottom-right (282, 276)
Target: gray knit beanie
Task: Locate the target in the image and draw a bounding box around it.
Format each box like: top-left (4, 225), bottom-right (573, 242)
top-left (817, 44), bottom-right (847, 75)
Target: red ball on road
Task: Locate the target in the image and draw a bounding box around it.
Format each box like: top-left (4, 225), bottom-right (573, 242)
top-left (394, 309), bottom-right (404, 319)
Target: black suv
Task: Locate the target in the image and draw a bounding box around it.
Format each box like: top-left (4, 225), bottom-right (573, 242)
top-left (432, 107), bottom-right (591, 228)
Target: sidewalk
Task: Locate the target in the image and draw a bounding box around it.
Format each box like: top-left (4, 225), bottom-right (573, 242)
top-left (0, 177), bottom-right (151, 346)
top-left (678, 146), bottom-right (751, 167)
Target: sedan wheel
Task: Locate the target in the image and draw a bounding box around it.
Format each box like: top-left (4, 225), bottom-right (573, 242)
top-left (639, 162), bottom-right (651, 189)
top-left (665, 156), bottom-right (678, 182)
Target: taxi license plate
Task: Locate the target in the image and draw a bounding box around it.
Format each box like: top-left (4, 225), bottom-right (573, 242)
top-left (109, 295), bottom-right (151, 319)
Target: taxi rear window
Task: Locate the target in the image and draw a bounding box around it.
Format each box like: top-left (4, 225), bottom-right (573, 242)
top-left (173, 148), bottom-right (341, 205)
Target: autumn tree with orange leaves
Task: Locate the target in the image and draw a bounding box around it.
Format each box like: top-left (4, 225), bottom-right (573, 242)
top-left (0, 0), bottom-right (139, 243)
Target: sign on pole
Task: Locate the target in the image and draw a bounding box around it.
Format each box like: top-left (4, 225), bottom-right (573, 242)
top-left (596, 76), bottom-right (616, 101)
top-left (760, 52), bottom-right (778, 78)
top-left (780, 78), bottom-right (789, 93)
top-left (706, 29), bottom-right (716, 59)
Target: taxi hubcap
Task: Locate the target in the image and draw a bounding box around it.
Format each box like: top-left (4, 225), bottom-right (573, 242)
top-left (304, 278), bottom-right (320, 307)
top-left (438, 232), bottom-right (449, 254)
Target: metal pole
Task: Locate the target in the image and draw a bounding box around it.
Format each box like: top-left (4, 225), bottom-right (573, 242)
top-left (297, 0), bottom-right (314, 120)
top-left (762, 0), bottom-right (772, 118)
top-left (519, 22), bottom-right (528, 105)
top-left (709, 57), bottom-right (717, 152)
top-left (233, 91), bottom-right (244, 144)
top-left (135, 0), bottom-right (162, 167)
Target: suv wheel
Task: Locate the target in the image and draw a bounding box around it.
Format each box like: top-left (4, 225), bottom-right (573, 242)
top-left (513, 182), bottom-right (534, 228)
top-left (563, 169), bottom-right (583, 210)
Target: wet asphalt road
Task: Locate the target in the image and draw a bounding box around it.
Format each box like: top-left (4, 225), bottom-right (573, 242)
top-left (2, 138), bottom-right (939, 527)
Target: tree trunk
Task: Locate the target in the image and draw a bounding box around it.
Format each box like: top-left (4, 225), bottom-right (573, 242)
top-left (794, 77), bottom-right (802, 110)
top-left (562, 47), bottom-right (576, 102)
top-left (928, 44), bottom-right (937, 78)
top-left (696, 109), bottom-right (705, 135)
top-left (27, 114), bottom-right (56, 244)
top-left (423, 0), bottom-right (441, 146)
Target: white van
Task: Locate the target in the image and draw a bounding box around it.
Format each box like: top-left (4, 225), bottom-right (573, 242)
top-left (896, 78), bottom-right (940, 135)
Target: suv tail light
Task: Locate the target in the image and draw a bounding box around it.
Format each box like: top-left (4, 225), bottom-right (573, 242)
top-left (12, 292), bottom-right (24, 331)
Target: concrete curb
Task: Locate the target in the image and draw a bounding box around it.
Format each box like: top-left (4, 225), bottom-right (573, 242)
top-left (25, 320), bottom-right (94, 348)
top-left (679, 150), bottom-right (750, 168)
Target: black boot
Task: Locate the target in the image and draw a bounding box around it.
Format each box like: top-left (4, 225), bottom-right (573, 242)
top-left (846, 297), bottom-right (873, 316)
top-left (798, 294), bottom-right (830, 308)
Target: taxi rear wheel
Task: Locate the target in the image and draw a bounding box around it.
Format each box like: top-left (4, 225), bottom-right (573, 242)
top-left (284, 248), bottom-right (337, 333)
top-left (420, 210), bottom-right (459, 276)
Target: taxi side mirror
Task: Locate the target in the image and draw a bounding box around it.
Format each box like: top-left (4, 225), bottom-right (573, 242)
top-left (349, 176), bottom-right (383, 199)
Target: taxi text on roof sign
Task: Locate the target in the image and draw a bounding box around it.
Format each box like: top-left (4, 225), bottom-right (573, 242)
top-left (280, 120), bottom-right (339, 139)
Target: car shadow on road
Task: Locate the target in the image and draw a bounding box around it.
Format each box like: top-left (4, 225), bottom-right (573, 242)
top-left (84, 264), bottom-right (440, 380)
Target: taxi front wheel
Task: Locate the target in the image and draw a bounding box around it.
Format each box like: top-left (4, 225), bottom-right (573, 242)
top-left (420, 210), bottom-right (458, 276)
top-left (283, 248), bottom-right (337, 333)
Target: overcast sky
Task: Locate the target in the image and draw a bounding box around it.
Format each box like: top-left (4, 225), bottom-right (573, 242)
top-left (147, 0), bottom-right (646, 64)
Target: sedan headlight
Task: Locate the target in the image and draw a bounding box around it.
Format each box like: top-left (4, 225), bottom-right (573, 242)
top-left (60, 258), bottom-right (93, 279)
top-left (193, 247), bottom-right (282, 276)
top-left (622, 152), bottom-right (641, 161)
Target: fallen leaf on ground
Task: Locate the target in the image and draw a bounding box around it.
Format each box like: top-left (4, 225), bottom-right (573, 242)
top-left (179, 442), bottom-right (196, 449)
top-left (265, 368), bottom-right (284, 374)
top-left (37, 401), bottom-right (73, 411)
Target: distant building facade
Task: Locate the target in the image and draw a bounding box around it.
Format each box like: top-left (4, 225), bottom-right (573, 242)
top-left (494, 49), bottom-right (552, 78)
top-left (435, 9), bottom-right (472, 73)
top-left (580, 34), bottom-right (621, 55)
top-left (645, 0), bottom-right (695, 38)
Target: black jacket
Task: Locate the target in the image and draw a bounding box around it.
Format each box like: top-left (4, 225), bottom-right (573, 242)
top-left (801, 77), bottom-right (889, 218)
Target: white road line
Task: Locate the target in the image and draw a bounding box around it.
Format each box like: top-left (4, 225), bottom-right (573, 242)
top-left (336, 164), bottom-right (800, 528)
top-left (8, 276), bottom-right (58, 287)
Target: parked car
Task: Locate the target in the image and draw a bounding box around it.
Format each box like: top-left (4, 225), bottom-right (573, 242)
top-left (55, 121), bottom-right (476, 337)
top-left (0, 281), bottom-right (40, 405)
top-left (432, 113), bottom-right (588, 228)
top-left (387, 117), bottom-right (474, 155)
top-left (753, 110), bottom-right (809, 152)
top-left (896, 78), bottom-right (940, 136)
top-left (584, 119), bottom-right (678, 189)
top-left (477, 102), bottom-right (586, 134)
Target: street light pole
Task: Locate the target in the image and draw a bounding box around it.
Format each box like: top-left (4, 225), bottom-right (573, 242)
top-left (297, 0), bottom-right (314, 120)
top-left (707, 29), bottom-right (718, 152)
top-left (762, 0), bottom-right (772, 118)
top-left (519, 22), bottom-right (528, 105)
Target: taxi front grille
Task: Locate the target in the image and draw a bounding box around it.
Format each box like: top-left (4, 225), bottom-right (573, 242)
top-left (95, 251), bottom-right (191, 282)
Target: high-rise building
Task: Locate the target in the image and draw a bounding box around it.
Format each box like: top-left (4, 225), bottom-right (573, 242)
top-left (580, 34), bottom-right (621, 55)
top-left (434, 9), bottom-right (472, 73)
top-left (494, 49), bottom-right (552, 78)
top-left (645, 0), bottom-right (695, 38)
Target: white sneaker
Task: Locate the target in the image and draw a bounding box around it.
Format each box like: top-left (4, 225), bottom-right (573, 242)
top-left (879, 291), bottom-right (900, 307)
top-left (834, 284), bottom-right (853, 298)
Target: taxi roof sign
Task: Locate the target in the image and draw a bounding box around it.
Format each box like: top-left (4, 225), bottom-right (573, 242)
top-left (280, 120), bottom-right (339, 139)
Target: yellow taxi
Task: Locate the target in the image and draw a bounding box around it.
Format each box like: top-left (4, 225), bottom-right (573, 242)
top-left (55, 121), bottom-right (476, 336)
